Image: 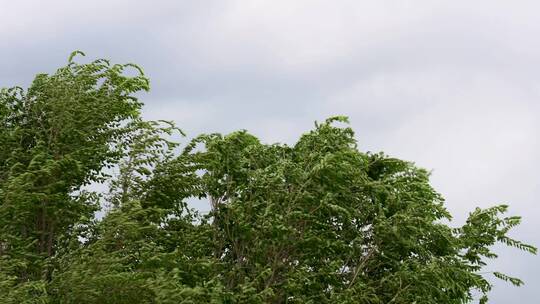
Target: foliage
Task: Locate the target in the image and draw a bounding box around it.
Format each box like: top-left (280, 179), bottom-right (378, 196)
top-left (0, 54), bottom-right (536, 303)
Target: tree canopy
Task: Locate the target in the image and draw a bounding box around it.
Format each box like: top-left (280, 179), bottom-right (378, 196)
top-left (0, 53), bottom-right (536, 303)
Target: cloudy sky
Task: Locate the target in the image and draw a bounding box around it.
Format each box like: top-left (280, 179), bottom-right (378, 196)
top-left (1, 1), bottom-right (538, 302)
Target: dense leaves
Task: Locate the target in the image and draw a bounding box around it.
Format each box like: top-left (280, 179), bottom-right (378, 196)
top-left (0, 54), bottom-right (536, 303)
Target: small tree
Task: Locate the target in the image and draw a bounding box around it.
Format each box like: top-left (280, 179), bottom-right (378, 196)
top-left (0, 51), bottom-right (149, 301)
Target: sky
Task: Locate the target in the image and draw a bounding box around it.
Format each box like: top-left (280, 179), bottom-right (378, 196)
top-left (1, 1), bottom-right (539, 302)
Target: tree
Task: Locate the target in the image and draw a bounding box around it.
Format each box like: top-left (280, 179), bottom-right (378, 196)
top-left (0, 54), bottom-right (536, 303)
top-left (0, 51), bottom-right (149, 302)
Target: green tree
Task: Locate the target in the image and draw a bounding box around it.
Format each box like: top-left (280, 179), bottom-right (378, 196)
top-left (0, 51), bottom-right (149, 302)
top-left (159, 117), bottom-right (535, 303)
top-left (0, 54), bottom-right (535, 303)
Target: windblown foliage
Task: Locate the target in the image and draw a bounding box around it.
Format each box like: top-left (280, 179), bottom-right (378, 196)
top-left (0, 54), bottom-right (535, 303)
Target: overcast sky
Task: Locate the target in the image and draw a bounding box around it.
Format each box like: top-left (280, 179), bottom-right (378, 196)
top-left (1, 1), bottom-right (539, 302)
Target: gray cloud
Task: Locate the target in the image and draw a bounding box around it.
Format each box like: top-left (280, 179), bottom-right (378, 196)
top-left (2, 1), bottom-right (539, 302)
